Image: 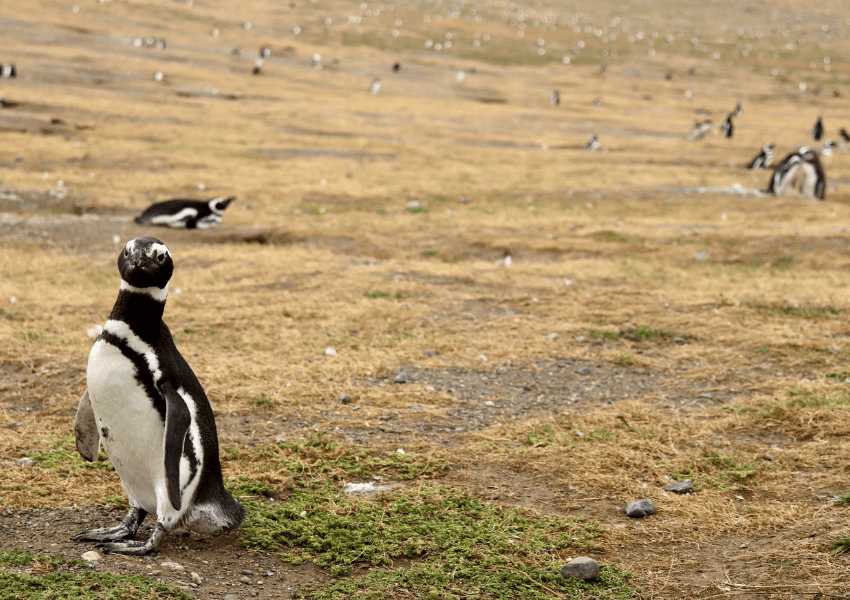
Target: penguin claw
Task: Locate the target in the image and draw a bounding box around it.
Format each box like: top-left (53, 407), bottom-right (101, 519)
top-left (72, 525), bottom-right (134, 542)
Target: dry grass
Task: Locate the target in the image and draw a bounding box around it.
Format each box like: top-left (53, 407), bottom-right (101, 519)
top-left (3, 0), bottom-right (850, 597)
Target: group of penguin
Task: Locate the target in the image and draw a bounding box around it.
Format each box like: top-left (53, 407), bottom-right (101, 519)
top-left (746, 116), bottom-right (843, 201)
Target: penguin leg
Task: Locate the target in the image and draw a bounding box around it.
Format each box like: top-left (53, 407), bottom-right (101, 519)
top-left (96, 522), bottom-right (168, 555)
top-left (73, 505), bottom-right (147, 542)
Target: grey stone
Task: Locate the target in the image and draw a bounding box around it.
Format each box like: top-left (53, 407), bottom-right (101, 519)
top-left (241, 570), bottom-right (253, 576)
top-left (240, 575), bottom-right (251, 584)
top-left (674, 337), bottom-right (687, 344)
top-left (561, 556), bottom-right (599, 580)
top-left (578, 367), bottom-right (590, 376)
top-left (547, 332), bottom-right (560, 340)
top-left (696, 251), bottom-right (708, 261)
top-left (393, 372), bottom-right (407, 384)
top-left (224, 595), bottom-right (239, 600)
top-left (81, 551), bottom-right (101, 562)
top-left (759, 453), bottom-right (774, 461)
top-left (626, 499), bottom-right (656, 518)
top-left (338, 393), bottom-right (352, 404)
top-left (407, 201), bottom-right (422, 211)
top-left (191, 572), bottom-right (202, 585)
top-left (424, 349), bottom-right (437, 357)
top-left (17, 457), bottom-right (34, 467)
top-left (698, 392), bottom-right (712, 399)
top-left (663, 480), bottom-right (695, 494)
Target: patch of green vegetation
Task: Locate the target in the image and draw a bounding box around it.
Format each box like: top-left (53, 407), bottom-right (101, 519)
top-left (229, 475), bottom-right (276, 498)
top-left (367, 291), bottom-right (402, 300)
top-left (241, 484), bottom-right (634, 599)
top-left (0, 549), bottom-right (66, 568)
top-left (756, 346), bottom-right (770, 354)
top-left (593, 230), bottom-right (630, 243)
top-left (745, 302), bottom-right (842, 320)
top-left (589, 325), bottom-right (688, 343)
top-left (586, 427), bottom-right (618, 442)
top-left (831, 534), bottom-right (850, 556)
top-left (278, 433), bottom-right (447, 481)
top-left (827, 372), bottom-right (850, 382)
top-left (670, 449), bottom-right (760, 491)
top-left (0, 309), bottom-right (22, 321)
top-left (775, 255), bottom-right (794, 265)
top-left (24, 433), bottom-right (113, 474)
top-left (249, 393), bottom-right (275, 408)
top-left (589, 328), bottom-right (621, 341)
top-left (21, 330), bottom-right (42, 342)
top-left (0, 568), bottom-right (192, 599)
top-left (786, 388), bottom-right (850, 410)
top-left (421, 249), bottom-right (437, 256)
top-left (614, 353), bottom-right (634, 367)
top-left (833, 491), bottom-right (850, 505)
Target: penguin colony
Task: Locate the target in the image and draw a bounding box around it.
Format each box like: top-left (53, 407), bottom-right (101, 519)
top-left (75, 238), bottom-right (245, 554)
top-left (135, 196), bottom-right (235, 229)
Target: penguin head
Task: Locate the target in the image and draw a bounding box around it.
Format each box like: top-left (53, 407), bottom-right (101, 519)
top-left (209, 196), bottom-right (235, 215)
top-left (118, 237), bottom-right (173, 290)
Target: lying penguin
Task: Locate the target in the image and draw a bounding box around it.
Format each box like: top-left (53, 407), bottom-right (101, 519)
top-left (74, 237), bottom-right (245, 554)
top-left (134, 196), bottom-right (235, 229)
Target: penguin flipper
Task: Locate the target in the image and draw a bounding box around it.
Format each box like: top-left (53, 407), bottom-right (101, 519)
top-left (74, 390), bottom-right (100, 462)
top-left (161, 381), bottom-right (191, 512)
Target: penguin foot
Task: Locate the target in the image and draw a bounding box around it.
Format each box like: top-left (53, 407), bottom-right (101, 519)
top-left (95, 523), bottom-right (168, 555)
top-left (73, 506), bottom-right (148, 542)
top-left (73, 524), bottom-right (135, 542)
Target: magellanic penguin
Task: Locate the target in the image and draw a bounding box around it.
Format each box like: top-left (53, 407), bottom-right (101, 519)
top-left (550, 90), bottom-right (560, 106)
top-left (811, 116), bottom-right (824, 141)
top-left (135, 196), bottom-right (235, 229)
top-left (369, 77), bottom-right (381, 95)
top-left (585, 135), bottom-right (599, 151)
top-left (720, 113), bottom-right (733, 138)
top-left (74, 237), bottom-right (245, 555)
top-left (766, 147), bottom-right (825, 200)
top-left (747, 143), bottom-right (774, 170)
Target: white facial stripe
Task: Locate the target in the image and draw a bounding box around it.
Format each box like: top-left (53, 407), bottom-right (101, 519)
top-left (146, 242), bottom-right (170, 260)
top-left (208, 196), bottom-right (226, 214)
top-left (125, 239), bottom-right (136, 253)
top-left (104, 319), bottom-right (162, 382)
top-left (120, 279), bottom-right (169, 302)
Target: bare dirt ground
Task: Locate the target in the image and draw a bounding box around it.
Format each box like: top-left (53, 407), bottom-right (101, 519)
top-left (3, 0), bottom-right (850, 598)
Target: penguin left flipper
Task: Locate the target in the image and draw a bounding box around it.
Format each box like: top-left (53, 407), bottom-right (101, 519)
top-left (161, 381), bottom-right (191, 512)
top-left (74, 390), bottom-right (100, 462)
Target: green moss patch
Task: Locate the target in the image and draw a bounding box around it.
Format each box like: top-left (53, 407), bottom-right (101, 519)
top-left (239, 482), bottom-right (635, 599)
top-left (0, 549), bottom-right (190, 600)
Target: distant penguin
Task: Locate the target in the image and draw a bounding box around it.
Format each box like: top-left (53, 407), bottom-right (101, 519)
top-left (686, 120), bottom-right (712, 141)
top-left (455, 70), bottom-right (466, 84)
top-left (0, 63), bottom-right (16, 78)
top-left (820, 139), bottom-right (836, 156)
top-left (135, 196), bottom-right (235, 229)
top-left (74, 237), bottom-right (245, 555)
top-left (585, 135), bottom-right (599, 151)
top-left (253, 58), bottom-right (263, 75)
top-left (370, 77), bottom-right (381, 95)
top-left (732, 100), bottom-right (743, 117)
top-left (392, 62), bottom-right (401, 72)
top-left (311, 54), bottom-right (323, 69)
top-left (157, 38), bottom-right (166, 50)
top-left (550, 90), bottom-right (560, 106)
top-left (260, 46), bottom-right (271, 58)
top-left (811, 116), bottom-right (824, 141)
top-left (840, 128), bottom-right (850, 143)
top-left (747, 143), bottom-right (774, 170)
top-left (153, 70), bottom-right (164, 82)
top-left (766, 147), bottom-right (825, 200)
top-left (720, 113), bottom-right (733, 138)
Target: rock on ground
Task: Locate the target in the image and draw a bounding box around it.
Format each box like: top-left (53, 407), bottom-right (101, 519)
top-left (561, 556), bottom-right (600, 580)
top-left (663, 480), bottom-right (695, 494)
top-left (626, 498), bottom-right (656, 518)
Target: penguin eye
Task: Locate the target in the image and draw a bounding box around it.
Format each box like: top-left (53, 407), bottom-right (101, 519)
top-left (123, 249), bottom-right (129, 257)
top-left (157, 252), bottom-right (165, 263)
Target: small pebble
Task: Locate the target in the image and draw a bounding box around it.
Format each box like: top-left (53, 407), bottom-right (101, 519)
top-left (547, 332), bottom-right (560, 340)
top-left (698, 393), bottom-right (711, 400)
top-left (407, 201), bottom-right (422, 211)
top-left (424, 349), bottom-right (437, 357)
top-left (191, 572), bottom-right (202, 585)
top-left (578, 367), bottom-right (590, 376)
top-left (324, 347), bottom-right (337, 356)
top-left (393, 372), bottom-right (407, 384)
top-left (241, 570), bottom-right (253, 576)
top-left (663, 480), bottom-right (695, 494)
top-left (674, 337), bottom-right (687, 344)
top-left (741, 543), bottom-right (747, 549)
top-left (575, 336), bottom-right (585, 343)
top-left (696, 251), bottom-right (708, 261)
top-left (760, 454), bottom-right (774, 461)
top-left (16, 457), bottom-right (34, 467)
top-left (224, 595), bottom-right (239, 600)
top-left (561, 556), bottom-right (599, 580)
top-left (161, 561), bottom-right (184, 571)
top-left (338, 393), bottom-right (352, 404)
top-left (81, 551), bottom-right (101, 562)
top-left (240, 575), bottom-right (251, 584)
top-left (626, 499), bottom-right (656, 518)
